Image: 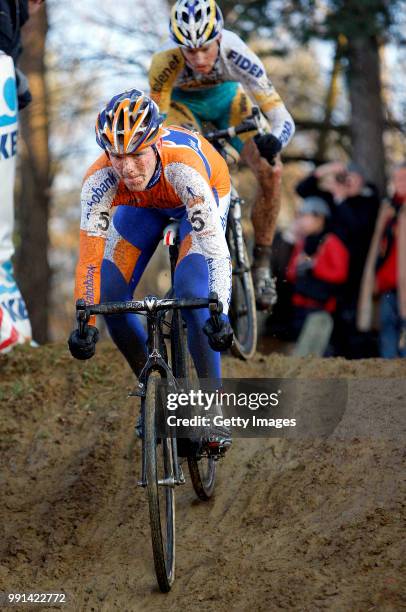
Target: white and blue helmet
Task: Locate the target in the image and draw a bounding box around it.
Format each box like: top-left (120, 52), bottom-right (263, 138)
top-left (170, 0), bottom-right (224, 49)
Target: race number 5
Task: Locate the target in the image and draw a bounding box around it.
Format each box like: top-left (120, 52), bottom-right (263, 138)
top-left (98, 212), bottom-right (110, 232)
top-left (191, 210), bottom-right (205, 232)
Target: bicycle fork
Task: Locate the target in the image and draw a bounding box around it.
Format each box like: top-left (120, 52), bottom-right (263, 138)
top-left (137, 405), bottom-right (186, 489)
top-left (134, 314), bottom-right (185, 490)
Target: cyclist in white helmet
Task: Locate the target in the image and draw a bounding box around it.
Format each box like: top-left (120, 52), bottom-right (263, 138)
top-left (149, 0), bottom-right (295, 310)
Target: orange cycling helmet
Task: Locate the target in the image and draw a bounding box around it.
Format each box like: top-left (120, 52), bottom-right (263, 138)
top-left (95, 89), bottom-right (164, 155)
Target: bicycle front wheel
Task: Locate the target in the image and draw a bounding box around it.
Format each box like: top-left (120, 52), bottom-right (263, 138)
top-left (144, 371), bottom-right (175, 592)
top-left (227, 219), bottom-right (257, 360)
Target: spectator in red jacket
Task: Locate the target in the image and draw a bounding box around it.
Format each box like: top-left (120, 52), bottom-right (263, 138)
top-left (296, 160), bottom-right (380, 357)
top-left (358, 164), bottom-right (406, 358)
top-left (286, 196), bottom-right (349, 338)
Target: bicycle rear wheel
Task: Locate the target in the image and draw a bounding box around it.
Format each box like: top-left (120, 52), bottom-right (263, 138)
top-left (171, 309), bottom-right (216, 500)
top-left (227, 218), bottom-right (257, 360)
top-left (144, 371), bottom-right (175, 592)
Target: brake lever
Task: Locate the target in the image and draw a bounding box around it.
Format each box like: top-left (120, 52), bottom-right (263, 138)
top-left (208, 291), bottom-right (223, 332)
top-left (76, 298), bottom-right (89, 338)
top-left (252, 106), bottom-right (265, 137)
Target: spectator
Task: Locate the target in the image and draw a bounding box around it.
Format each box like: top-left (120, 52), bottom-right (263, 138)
top-left (0, 0), bottom-right (44, 352)
top-left (357, 164), bottom-right (406, 358)
top-left (295, 161), bottom-right (338, 212)
top-left (286, 196), bottom-right (349, 346)
top-left (297, 161), bottom-right (380, 357)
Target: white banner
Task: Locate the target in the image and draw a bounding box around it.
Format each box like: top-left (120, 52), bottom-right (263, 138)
top-left (0, 53), bottom-right (32, 351)
top-left (0, 52), bottom-right (18, 263)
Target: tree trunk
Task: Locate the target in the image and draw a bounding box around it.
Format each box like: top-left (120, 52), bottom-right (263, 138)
top-left (347, 35), bottom-right (386, 197)
top-left (15, 6), bottom-right (50, 343)
top-left (316, 38), bottom-right (343, 161)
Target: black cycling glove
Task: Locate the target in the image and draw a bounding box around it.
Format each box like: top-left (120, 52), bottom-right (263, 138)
top-left (254, 134), bottom-right (282, 164)
top-left (68, 326), bottom-right (99, 360)
top-left (203, 314), bottom-right (233, 352)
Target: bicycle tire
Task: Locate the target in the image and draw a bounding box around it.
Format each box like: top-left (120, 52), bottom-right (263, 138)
top-left (171, 309), bottom-right (216, 501)
top-left (144, 370), bottom-right (175, 592)
top-left (227, 219), bottom-right (257, 360)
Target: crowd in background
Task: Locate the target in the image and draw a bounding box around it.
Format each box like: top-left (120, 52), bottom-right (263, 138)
top-left (269, 162), bottom-right (406, 359)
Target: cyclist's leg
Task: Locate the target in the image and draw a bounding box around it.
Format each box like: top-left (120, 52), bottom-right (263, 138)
top-left (230, 87), bottom-right (282, 308)
top-left (173, 195), bottom-right (229, 381)
top-left (174, 225), bottom-right (233, 452)
top-left (100, 206), bottom-right (166, 376)
top-left (174, 220), bottom-right (232, 455)
top-left (174, 241), bottom-right (220, 380)
top-left (165, 99), bottom-right (202, 131)
top-left (0, 53), bottom-right (32, 351)
top-left (174, 197), bottom-right (232, 452)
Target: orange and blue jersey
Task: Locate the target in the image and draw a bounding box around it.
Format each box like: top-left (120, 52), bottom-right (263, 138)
top-left (75, 126), bottom-right (232, 379)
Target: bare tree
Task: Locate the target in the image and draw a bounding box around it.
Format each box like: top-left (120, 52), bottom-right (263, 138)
top-left (347, 36), bottom-right (386, 194)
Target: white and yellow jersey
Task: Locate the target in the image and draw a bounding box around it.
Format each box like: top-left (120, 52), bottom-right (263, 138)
top-left (149, 30), bottom-right (295, 147)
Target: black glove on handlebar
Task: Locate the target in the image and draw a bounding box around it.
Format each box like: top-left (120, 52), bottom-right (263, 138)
top-left (203, 314), bottom-right (233, 352)
top-left (254, 134), bottom-right (282, 164)
top-left (68, 326), bottom-right (99, 360)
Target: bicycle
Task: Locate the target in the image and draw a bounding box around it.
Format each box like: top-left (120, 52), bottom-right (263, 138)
top-left (74, 224), bottom-right (224, 593)
top-left (205, 107), bottom-right (264, 360)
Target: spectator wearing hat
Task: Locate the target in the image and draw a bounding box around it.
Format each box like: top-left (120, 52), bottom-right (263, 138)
top-left (357, 164), bottom-right (406, 358)
top-left (286, 196), bottom-right (349, 340)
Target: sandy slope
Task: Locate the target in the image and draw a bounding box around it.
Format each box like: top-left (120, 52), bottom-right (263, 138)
top-left (0, 345), bottom-right (405, 611)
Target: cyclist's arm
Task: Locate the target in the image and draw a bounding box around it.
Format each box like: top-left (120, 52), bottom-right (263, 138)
top-left (165, 163), bottom-right (232, 314)
top-left (74, 162), bottom-right (118, 324)
top-left (148, 47), bottom-right (185, 117)
top-left (224, 32), bottom-right (295, 148)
